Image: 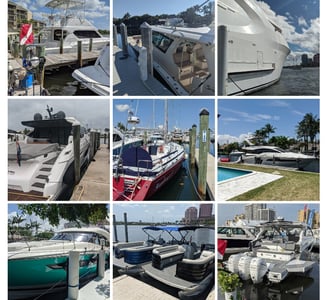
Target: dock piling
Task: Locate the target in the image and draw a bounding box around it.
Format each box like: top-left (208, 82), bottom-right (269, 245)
top-left (66, 250), bottom-right (80, 300)
top-left (198, 109), bottom-right (210, 199)
top-left (77, 41), bottom-right (83, 67)
top-left (120, 23), bottom-right (129, 57)
top-left (97, 249), bottom-right (105, 278)
top-left (190, 125), bottom-right (197, 165)
top-left (218, 25), bottom-right (228, 96)
top-left (124, 212), bottom-right (129, 242)
top-left (113, 214), bottom-right (118, 243)
top-left (113, 25), bottom-right (118, 46)
top-left (73, 125), bottom-right (81, 185)
top-left (140, 22), bottom-right (153, 77)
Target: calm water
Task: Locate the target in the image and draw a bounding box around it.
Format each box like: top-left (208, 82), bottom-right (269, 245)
top-left (43, 66), bottom-right (98, 96)
top-left (113, 224), bottom-right (215, 245)
top-left (253, 67), bottom-right (319, 96)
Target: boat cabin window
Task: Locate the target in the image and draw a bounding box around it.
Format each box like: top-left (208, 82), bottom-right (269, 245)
top-left (29, 126), bottom-right (72, 145)
top-left (51, 231), bottom-right (109, 245)
top-left (152, 32), bottom-right (173, 53)
top-left (73, 30), bottom-right (101, 39)
top-left (54, 29), bottom-right (68, 41)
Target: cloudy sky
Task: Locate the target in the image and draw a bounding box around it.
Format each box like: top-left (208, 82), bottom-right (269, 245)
top-left (10, 0), bottom-right (110, 30)
top-left (258, 0), bottom-right (319, 65)
top-left (8, 98), bottom-right (109, 132)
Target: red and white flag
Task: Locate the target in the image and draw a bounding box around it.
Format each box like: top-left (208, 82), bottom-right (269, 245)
top-left (218, 239), bottom-right (227, 260)
top-left (20, 24), bottom-right (34, 45)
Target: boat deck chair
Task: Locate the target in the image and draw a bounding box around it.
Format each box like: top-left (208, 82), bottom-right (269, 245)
top-left (152, 245), bottom-right (185, 270)
top-left (176, 250), bottom-right (215, 281)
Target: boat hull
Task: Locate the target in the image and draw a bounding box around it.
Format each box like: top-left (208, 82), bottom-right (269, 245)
top-left (8, 253), bottom-right (99, 299)
top-left (218, 0), bottom-right (290, 95)
top-left (113, 155), bottom-right (184, 201)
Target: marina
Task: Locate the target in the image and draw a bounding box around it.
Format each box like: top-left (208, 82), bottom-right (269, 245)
top-left (112, 99), bottom-right (215, 201)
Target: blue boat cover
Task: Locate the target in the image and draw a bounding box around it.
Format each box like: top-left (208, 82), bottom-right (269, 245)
top-left (122, 147), bottom-right (153, 169)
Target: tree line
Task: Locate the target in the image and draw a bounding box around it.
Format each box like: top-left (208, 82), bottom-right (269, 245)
top-left (219, 113), bottom-right (320, 154)
top-left (114, 1), bottom-right (214, 36)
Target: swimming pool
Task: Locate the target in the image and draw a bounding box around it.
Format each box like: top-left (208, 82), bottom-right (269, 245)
top-left (218, 166), bottom-right (252, 182)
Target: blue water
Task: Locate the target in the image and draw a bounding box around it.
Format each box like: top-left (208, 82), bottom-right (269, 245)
top-left (218, 167), bottom-right (252, 182)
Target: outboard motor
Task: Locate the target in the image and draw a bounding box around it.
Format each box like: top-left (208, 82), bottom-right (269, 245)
top-left (250, 257), bottom-right (268, 284)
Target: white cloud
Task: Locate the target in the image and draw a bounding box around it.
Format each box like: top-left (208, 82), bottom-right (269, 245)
top-left (218, 133), bottom-right (251, 145)
top-left (298, 16), bottom-right (308, 27)
top-left (257, 1), bottom-right (320, 56)
top-left (115, 104), bottom-right (130, 112)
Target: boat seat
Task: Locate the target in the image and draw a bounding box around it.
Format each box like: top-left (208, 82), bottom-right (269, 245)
top-left (152, 245), bottom-right (185, 270)
top-left (176, 250), bottom-right (215, 281)
top-left (114, 241), bottom-right (145, 258)
top-left (184, 243), bottom-right (201, 259)
top-left (173, 52), bottom-right (192, 68)
top-left (124, 244), bottom-right (161, 264)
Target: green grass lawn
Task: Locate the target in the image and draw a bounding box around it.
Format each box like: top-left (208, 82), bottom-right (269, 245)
top-left (219, 163), bottom-right (320, 201)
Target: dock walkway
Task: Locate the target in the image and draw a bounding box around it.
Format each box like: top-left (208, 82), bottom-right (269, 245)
top-left (71, 144), bottom-right (109, 201)
top-left (113, 275), bottom-right (178, 300)
top-left (78, 269), bottom-right (110, 300)
top-left (113, 45), bottom-right (173, 96)
top-left (195, 149), bottom-right (216, 200)
top-left (8, 50), bottom-right (100, 71)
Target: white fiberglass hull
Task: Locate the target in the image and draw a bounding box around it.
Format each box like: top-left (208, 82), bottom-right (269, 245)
top-left (218, 0), bottom-right (290, 95)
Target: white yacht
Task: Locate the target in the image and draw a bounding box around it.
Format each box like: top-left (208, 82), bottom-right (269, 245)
top-left (8, 107), bottom-right (90, 200)
top-left (226, 220), bottom-right (315, 284)
top-left (218, 0), bottom-right (290, 95)
top-left (241, 145), bottom-right (317, 170)
top-left (72, 43), bottom-right (110, 95)
top-left (149, 23), bottom-right (215, 96)
top-left (39, 0), bottom-right (109, 54)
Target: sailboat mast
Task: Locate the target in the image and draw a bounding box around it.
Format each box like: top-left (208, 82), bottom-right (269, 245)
top-left (165, 100), bottom-right (168, 143)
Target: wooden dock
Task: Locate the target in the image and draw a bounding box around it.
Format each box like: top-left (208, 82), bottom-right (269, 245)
top-left (113, 45), bottom-right (173, 96)
top-left (195, 149), bottom-right (216, 200)
top-left (70, 144), bottom-right (109, 201)
top-left (8, 50), bottom-right (100, 72)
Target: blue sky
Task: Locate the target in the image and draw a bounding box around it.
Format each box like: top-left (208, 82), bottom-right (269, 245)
top-left (113, 203), bottom-right (212, 223)
top-left (218, 98), bottom-right (319, 145)
top-left (11, 0), bottom-right (109, 30)
top-left (258, 0), bottom-right (319, 64)
top-left (114, 0), bottom-right (211, 18)
top-left (113, 99), bottom-right (215, 133)
top-left (217, 203), bottom-right (320, 225)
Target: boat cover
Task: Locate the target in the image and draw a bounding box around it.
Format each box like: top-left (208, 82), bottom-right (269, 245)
top-left (8, 143), bottom-right (59, 160)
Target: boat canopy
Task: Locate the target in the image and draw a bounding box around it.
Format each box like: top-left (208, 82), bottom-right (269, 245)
top-left (46, 0), bottom-right (84, 9)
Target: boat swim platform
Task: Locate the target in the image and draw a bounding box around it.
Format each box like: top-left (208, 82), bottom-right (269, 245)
top-left (217, 170), bottom-right (283, 201)
top-left (195, 149), bottom-right (215, 200)
top-left (71, 144), bottom-right (109, 201)
top-left (113, 275), bottom-right (178, 300)
top-left (8, 189), bottom-right (48, 201)
top-left (113, 45), bottom-right (173, 96)
top-left (78, 269), bottom-right (110, 300)
top-left (8, 50), bottom-right (100, 72)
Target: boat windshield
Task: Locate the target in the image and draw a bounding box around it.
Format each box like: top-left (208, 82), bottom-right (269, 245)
top-left (50, 231), bottom-right (107, 244)
top-left (152, 31), bottom-right (173, 53)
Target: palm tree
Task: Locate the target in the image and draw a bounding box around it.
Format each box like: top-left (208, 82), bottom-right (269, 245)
top-left (263, 123), bottom-right (276, 143)
top-left (296, 113), bottom-right (320, 152)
